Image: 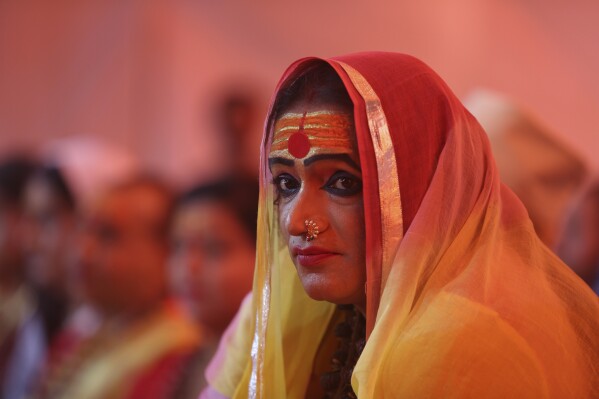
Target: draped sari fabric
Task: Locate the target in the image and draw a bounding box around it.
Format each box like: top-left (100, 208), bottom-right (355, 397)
top-left (207, 52), bottom-right (599, 398)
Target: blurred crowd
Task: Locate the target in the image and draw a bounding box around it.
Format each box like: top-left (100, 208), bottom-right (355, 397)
top-left (0, 87), bottom-right (598, 399)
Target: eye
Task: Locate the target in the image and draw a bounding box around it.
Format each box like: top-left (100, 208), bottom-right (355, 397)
top-left (324, 172), bottom-right (362, 197)
top-left (202, 240), bottom-right (232, 260)
top-left (272, 173), bottom-right (300, 199)
top-left (95, 224), bottom-right (120, 244)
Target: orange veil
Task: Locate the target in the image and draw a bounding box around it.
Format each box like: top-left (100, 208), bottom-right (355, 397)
top-left (207, 52), bottom-right (599, 398)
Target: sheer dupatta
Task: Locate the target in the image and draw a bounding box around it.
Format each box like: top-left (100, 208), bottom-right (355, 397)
top-left (208, 52), bottom-right (599, 399)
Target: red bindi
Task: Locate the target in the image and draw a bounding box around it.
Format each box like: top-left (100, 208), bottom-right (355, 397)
top-left (287, 111), bottom-right (311, 159)
top-left (288, 133), bottom-right (310, 158)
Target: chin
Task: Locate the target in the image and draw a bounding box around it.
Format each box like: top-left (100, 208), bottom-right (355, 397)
top-left (300, 279), bottom-right (355, 306)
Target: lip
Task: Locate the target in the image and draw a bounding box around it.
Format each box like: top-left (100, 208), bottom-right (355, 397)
top-left (292, 246), bottom-right (339, 267)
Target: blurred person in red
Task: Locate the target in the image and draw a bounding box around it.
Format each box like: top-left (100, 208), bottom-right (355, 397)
top-left (465, 90), bottom-right (588, 248)
top-left (167, 175), bottom-right (257, 398)
top-left (36, 176), bottom-right (200, 399)
top-left (0, 155), bottom-right (43, 399)
top-left (556, 181), bottom-right (599, 294)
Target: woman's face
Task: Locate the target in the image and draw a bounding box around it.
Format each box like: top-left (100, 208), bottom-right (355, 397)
top-left (169, 200), bottom-right (255, 334)
top-left (269, 100), bottom-right (366, 311)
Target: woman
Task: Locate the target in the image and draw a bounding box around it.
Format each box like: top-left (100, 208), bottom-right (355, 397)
top-left (0, 156), bottom-right (43, 399)
top-left (24, 137), bottom-right (138, 359)
top-left (168, 176), bottom-right (258, 398)
top-left (24, 166), bottom-right (77, 342)
top-left (170, 176), bottom-right (258, 337)
top-left (205, 52), bottom-right (599, 398)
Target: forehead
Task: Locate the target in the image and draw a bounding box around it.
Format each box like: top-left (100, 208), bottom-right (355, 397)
top-left (174, 200), bottom-right (228, 229)
top-left (173, 200), bottom-right (244, 237)
top-left (94, 187), bottom-right (167, 227)
top-left (270, 101), bottom-right (356, 160)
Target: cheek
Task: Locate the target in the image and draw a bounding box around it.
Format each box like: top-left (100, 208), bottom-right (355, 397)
top-left (331, 201), bottom-right (366, 285)
top-left (130, 240), bottom-right (165, 267)
top-left (277, 204), bottom-right (291, 240)
top-left (186, 256), bottom-right (229, 303)
top-left (167, 256), bottom-right (185, 294)
top-left (330, 201), bottom-right (365, 255)
top-left (99, 245), bottom-right (126, 270)
top-left (139, 245), bottom-right (168, 281)
top-left (215, 249), bottom-right (254, 289)
top-left (95, 242), bottom-right (150, 281)
top-left (42, 225), bottom-right (69, 260)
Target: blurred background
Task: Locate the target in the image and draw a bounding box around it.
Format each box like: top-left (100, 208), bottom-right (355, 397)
top-left (1, 2), bottom-right (598, 398)
top-left (1, 0), bottom-right (598, 184)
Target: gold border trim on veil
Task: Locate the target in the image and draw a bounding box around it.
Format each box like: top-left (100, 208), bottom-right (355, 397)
top-left (336, 61), bottom-right (404, 295)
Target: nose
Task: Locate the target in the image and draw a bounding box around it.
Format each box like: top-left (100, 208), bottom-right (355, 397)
top-left (78, 229), bottom-right (97, 264)
top-left (18, 217), bottom-right (36, 253)
top-left (181, 248), bottom-right (204, 282)
top-left (283, 186), bottom-right (328, 240)
top-left (169, 247), bottom-right (202, 295)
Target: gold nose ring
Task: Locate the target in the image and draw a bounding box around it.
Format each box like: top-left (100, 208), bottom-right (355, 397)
top-left (304, 219), bottom-right (319, 241)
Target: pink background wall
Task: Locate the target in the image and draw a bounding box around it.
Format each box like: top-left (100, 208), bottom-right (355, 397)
top-left (1, 0), bottom-right (597, 185)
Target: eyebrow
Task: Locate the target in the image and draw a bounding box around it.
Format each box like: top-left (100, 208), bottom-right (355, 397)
top-left (268, 157), bottom-right (294, 168)
top-left (268, 153), bottom-right (361, 171)
top-left (303, 153), bottom-right (361, 170)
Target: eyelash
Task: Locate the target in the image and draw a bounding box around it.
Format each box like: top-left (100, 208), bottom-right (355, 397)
top-left (325, 171), bottom-right (363, 196)
top-left (271, 171), bottom-right (362, 201)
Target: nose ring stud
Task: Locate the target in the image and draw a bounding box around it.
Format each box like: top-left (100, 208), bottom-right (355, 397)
top-left (304, 219), bottom-right (319, 241)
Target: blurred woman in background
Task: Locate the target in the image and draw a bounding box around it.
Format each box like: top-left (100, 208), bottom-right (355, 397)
top-left (24, 136), bottom-right (139, 364)
top-left (24, 166), bottom-right (78, 347)
top-left (556, 180), bottom-right (599, 294)
top-left (0, 155), bottom-right (42, 399)
top-left (169, 175), bottom-right (257, 398)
